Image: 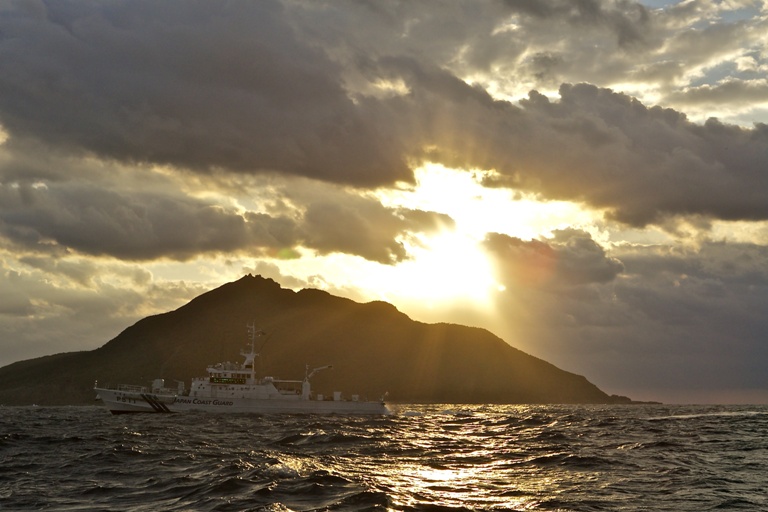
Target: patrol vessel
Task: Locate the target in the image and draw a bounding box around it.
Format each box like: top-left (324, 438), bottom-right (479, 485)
top-left (94, 325), bottom-right (389, 415)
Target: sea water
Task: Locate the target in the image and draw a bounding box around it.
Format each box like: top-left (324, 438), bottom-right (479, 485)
top-left (1, 404), bottom-right (766, 511)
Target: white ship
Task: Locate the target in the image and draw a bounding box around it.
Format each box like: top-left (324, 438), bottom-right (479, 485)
top-left (94, 324), bottom-right (389, 415)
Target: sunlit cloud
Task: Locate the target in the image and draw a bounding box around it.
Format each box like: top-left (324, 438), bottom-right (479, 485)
top-left (378, 164), bottom-right (600, 241)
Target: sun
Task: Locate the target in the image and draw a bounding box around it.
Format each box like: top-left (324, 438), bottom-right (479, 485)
top-left (375, 229), bottom-right (497, 307)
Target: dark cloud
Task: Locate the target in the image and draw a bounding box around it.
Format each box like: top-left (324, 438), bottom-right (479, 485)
top-left (0, 175), bottom-right (452, 263)
top-left (502, 0), bottom-right (650, 48)
top-left (0, 0), bottom-right (410, 187)
top-left (483, 229), bottom-right (624, 288)
top-left (668, 79), bottom-right (768, 108)
top-left (370, 60), bottom-right (768, 226)
top-left (0, 182), bottom-right (263, 259)
top-left (302, 199), bottom-right (453, 264)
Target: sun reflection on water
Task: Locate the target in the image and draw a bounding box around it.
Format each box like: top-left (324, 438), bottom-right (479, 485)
top-left (348, 407), bottom-right (561, 510)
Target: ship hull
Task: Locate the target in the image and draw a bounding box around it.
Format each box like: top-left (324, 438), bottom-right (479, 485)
top-left (95, 388), bottom-right (388, 415)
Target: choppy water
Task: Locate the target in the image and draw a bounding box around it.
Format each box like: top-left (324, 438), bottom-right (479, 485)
top-left (1, 404), bottom-right (767, 511)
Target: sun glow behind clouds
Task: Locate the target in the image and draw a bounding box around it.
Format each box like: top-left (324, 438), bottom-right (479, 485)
top-left (381, 163), bottom-right (597, 241)
top-left (283, 229), bottom-right (496, 310)
top-left (353, 163), bottom-right (598, 306)
top-left (378, 230), bottom-right (496, 306)
top-left (256, 163), bottom-right (601, 312)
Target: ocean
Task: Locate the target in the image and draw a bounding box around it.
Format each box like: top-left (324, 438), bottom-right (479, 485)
top-left (1, 404), bottom-right (766, 511)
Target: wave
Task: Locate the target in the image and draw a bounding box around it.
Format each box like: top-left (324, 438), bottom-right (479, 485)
top-left (1, 404), bottom-right (767, 511)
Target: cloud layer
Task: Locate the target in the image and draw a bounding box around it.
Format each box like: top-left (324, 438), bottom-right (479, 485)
top-left (0, 1), bottom-right (409, 186)
top-left (2, 1), bottom-right (767, 231)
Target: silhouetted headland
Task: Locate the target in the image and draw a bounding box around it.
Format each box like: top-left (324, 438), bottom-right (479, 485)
top-left (0, 275), bottom-right (641, 406)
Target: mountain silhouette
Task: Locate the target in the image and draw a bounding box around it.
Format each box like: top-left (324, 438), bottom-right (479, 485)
top-left (0, 275), bottom-right (632, 405)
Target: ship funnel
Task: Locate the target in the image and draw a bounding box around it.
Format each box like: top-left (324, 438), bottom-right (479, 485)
top-left (152, 379), bottom-right (164, 392)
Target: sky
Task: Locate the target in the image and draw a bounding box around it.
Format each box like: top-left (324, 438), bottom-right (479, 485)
top-left (2, 0), bottom-right (768, 404)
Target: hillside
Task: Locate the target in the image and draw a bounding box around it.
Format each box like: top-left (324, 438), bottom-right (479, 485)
top-left (0, 275), bottom-right (631, 405)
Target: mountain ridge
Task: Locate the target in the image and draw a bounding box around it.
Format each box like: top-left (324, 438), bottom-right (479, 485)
top-left (0, 274), bottom-right (633, 405)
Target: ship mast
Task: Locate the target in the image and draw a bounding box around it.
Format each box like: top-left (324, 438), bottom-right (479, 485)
top-left (243, 322), bottom-right (263, 384)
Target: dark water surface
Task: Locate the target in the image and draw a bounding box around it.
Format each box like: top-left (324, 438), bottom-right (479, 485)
top-left (1, 404), bottom-right (766, 511)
